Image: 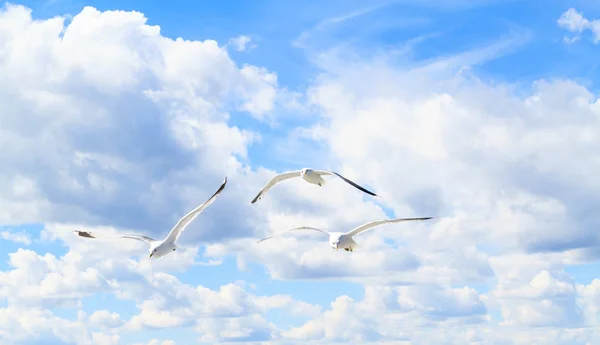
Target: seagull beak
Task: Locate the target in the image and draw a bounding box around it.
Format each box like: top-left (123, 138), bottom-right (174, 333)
top-left (149, 253), bottom-right (153, 258)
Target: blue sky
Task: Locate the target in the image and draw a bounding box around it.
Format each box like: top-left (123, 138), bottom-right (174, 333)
top-left (2, 0), bottom-right (600, 344)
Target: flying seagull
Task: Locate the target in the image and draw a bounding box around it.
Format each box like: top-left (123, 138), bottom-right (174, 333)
top-left (73, 177), bottom-right (228, 259)
top-left (250, 168), bottom-right (378, 204)
top-left (257, 217), bottom-right (433, 251)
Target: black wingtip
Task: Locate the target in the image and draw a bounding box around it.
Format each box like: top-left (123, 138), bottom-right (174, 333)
top-left (249, 193), bottom-right (261, 205)
top-left (365, 190), bottom-right (378, 197)
top-left (74, 230), bottom-right (96, 239)
top-left (256, 236), bottom-right (270, 244)
top-left (217, 177), bottom-right (228, 192)
top-left (331, 171), bottom-right (378, 197)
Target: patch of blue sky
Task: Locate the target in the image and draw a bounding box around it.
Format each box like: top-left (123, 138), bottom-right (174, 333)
top-left (0, 239), bottom-right (20, 270)
top-left (285, 0), bottom-right (600, 91)
top-left (0, 223), bottom-right (53, 268)
top-left (565, 261), bottom-right (600, 285)
top-left (19, 0), bottom-right (344, 87)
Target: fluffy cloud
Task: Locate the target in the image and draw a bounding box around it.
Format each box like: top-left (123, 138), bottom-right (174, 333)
top-left (0, 230), bottom-right (319, 344)
top-left (282, 284), bottom-right (487, 343)
top-left (0, 3), bottom-right (284, 246)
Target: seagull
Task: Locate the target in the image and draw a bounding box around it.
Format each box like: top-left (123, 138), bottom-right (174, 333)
top-left (257, 217), bottom-right (433, 251)
top-left (73, 177), bottom-right (228, 259)
top-left (250, 168), bottom-right (379, 204)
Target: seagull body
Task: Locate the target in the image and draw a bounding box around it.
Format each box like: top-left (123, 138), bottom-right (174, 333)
top-left (250, 168), bottom-right (378, 204)
top-left (74, 177), bottom-right (228, 259)
top-left (257, 217), bottom-right (433, 251)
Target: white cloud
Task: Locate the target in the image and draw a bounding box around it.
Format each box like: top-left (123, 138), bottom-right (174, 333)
top-left (558, 8), bottom-right (600, 44)
top-left (88, 310), bottom-right (125, 329)
top-left (141, 341), bottom-right (176, 345)
top-left (0, 306), bottom-right (114, 345)
top-left (491, 270), bottom-right (582, 327)
top-left (0, 234), bottom-right (319, 344)
top-left (0, 3), bottom-right (301, 256)
top-left (0, 229), bottom-right (31, 245)
top-left (228, 35), bottom-right (254, 52)
top-left (0, 248), bottom-right (110, 309)
top-left (282, 285), bottom-right (487, 343)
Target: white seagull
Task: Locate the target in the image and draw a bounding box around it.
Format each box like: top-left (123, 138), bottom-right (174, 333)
top-left (73, 177), bottom-right (228, 259)
top-left (250, 168), bottom-right (378, 204)
top-left (257, 217), bottom-right (433, 251)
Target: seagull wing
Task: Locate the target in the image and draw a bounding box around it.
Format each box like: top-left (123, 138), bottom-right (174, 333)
top-left (344, 217), bottom-right (433, 237)
top-left (314, 170), bottom-right (378, 197)
top-left (73, 230), bottom-right (156, 245)
top-left (164, 177), bottom-right (228, 244)
top-left (256, 226), bottom-right (329, 243)
top-left (250, 170), bottom-right (302, 204)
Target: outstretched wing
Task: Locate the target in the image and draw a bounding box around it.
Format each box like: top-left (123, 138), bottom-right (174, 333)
top-left (250, 171), bottom-right (302, 204)
top-left (257, 226), bottom-right (329, 244)
top-left (73, 230), bottom-right (156, 244)
top-left (314, 170), bottom-right (378, 197)
top-left (164, 177), bottom-right (228, 244)
top-left (345, 217), bottom-right (433, 237)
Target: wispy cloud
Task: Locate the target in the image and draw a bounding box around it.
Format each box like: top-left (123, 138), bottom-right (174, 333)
top-left (558, 8), bottom-right (600, 44)
top-left (228, 35), bottom-right (256, 52)
top-left (1, 229), bottom-right (32, 245)
top-left (293, 1), bottom-right (402, 49)
top-left (411, 29), bottom-right (534, 76)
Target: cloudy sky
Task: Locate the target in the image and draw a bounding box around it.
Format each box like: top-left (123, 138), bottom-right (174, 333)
top-left (1, 0), bottom-right (600, 344)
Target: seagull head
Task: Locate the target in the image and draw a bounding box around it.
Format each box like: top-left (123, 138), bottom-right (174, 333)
top-left (331, 239), bottom-right (340, 251)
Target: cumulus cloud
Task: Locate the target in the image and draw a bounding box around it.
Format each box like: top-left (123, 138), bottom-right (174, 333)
top-left (0, 3), bottom-right (284, 246)
top-left (282, 285), bottom-right (487, 343)
top-left (0, 234), bottom-right (319, 344)
top-left (300, 45), bottom-right (600, 257)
